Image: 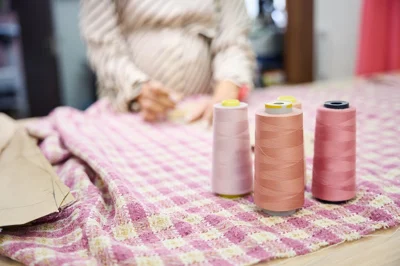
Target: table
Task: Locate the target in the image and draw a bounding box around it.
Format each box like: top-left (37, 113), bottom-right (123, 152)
top-left (266, 227), bottom-right (399, 265)
top-left (1, 75), bottom-right (400, 266)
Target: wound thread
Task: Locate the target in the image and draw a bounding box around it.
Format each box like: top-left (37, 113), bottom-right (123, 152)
top-left (212, 100), bottom-right (253, 196)
top-left (312, 101), bottom-right (357, 202)
top-left (278, 96), bottom-right (306, 186)
top-left (254, 101), bottom-right (305, 215)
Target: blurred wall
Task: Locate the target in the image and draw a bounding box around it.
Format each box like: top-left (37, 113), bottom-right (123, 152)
top-left (52, 0), bottom-right (93, 109)
top-left (314, 0), bottom-right (362, 80)
top-left (246, 0), bottom-right (361, 81)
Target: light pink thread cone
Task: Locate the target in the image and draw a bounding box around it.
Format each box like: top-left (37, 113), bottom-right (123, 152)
top-left (212, 102), bottom-right (253, 196)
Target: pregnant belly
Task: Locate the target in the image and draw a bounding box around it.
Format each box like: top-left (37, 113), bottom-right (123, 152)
top-left (127, 29), bottom-right (213, 95)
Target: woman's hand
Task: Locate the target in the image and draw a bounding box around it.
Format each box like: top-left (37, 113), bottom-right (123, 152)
top-left (188, 80), bottom-right (240, 125)
top-left (137, 81), bottom-right (176, 122)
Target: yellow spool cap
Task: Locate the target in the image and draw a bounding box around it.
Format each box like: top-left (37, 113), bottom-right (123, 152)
top-left (221, 99), bottom-right (240, 107)
top-left (265, 102), bottom-right (293, 109)
top-left (277, 95), bottom-right (297, 103)
top-left (218, 193), bottom-right (250, 199)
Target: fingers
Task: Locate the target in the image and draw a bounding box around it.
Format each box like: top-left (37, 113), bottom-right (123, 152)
top-left (186, 99), bottom-right (214, 127)
top-left (139, 82), bottom-right (177, 123)
top-left (140, 98), bottom-right (166, 114)
top-left (204, 108), bottom-right (213, 126)
top-left (157, 95), bottom-right (176, 109)
top-left (141, 85), bottom-right (176, 109)
top-left (145, 81), bottom-right (170, 98)
top-left (149, 86), bottom-right (170, 98)
top-left (141, 110), bottom-right (157, 122)
top-left (187, 102), bottom-right (207, 123)
top-left (139, 96), bottom-right (174, 122)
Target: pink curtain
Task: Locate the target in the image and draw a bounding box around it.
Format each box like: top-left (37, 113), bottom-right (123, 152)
top-left (356, 0), bottom-right (400, 75)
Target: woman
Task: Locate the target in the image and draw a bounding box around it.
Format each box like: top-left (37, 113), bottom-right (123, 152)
top-left (80, 0), bottom-right (254, 123)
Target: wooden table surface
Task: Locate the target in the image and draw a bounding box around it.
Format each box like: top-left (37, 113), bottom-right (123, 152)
top-left (265, 227), bottom-right (400, 266)
top-left (1, 77), bottom-right (400, 265)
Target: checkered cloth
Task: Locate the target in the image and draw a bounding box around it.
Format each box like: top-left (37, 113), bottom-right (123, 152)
top-left (1, 75), bottom-right (400, 265)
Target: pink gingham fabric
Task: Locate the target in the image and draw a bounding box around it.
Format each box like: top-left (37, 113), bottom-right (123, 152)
top-left (1, 75), bottom-right (400, 265)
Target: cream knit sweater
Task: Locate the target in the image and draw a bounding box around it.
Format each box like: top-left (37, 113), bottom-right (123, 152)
top-left (80, 0), bottom-right (255, 111)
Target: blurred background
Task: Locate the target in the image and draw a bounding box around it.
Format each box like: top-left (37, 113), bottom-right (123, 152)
top-left (1, 0), bottom-right (362, 118)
